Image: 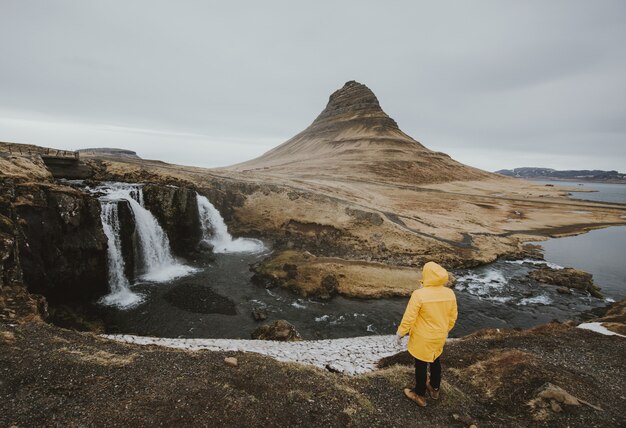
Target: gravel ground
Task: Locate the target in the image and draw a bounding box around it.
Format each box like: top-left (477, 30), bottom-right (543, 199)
top-left (2, 319), bottom-right (624, 427)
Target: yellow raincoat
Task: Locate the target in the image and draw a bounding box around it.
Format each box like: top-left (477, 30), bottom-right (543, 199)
top-left (397, 262), bottom-right (458, 362)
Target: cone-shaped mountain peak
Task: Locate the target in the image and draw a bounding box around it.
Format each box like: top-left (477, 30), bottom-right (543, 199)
top-left (227, 81), bottom-right (493, 185)
top-left (312, 81), bottom-right (398, 129)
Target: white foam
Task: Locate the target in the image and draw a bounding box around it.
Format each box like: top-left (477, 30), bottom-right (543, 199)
top-left (290, 301), bottom-right (307, 309)
top-left (98, 288), bottom-right (143, 309)
top-left (489, 296), bottom-right (513, 304)
top-left (518, 295), bottom-right (552, 306)
top-left (95, 183), bottom-right (195, 285)
top-left (577, 322), bottom-right (626, 338)
top-left (315, 315), bottom-right (330, 322)
top-left (505, 259), bottom-right (564, 270)
top-left (98, 201), bottom-right (144, 309)
top-left (456, 269), bottom-right (507, 297)
top-left (196, 194), bottom-right (265, 254)
top-left (139, 264), bottom-right (197, 283)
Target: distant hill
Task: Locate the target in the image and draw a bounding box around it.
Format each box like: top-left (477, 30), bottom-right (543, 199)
top-left (496, 167), bottom-right (626, 183)
top-left (77, 148), bottom-right (141, 159)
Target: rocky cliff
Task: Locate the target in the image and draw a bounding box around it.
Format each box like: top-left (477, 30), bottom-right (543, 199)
top-left (14, 184), bottom-right (108, 303)
top-left (142, 184), bottom-right (203, 257)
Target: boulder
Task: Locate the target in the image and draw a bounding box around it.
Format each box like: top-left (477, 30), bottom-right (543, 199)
top-left (251, 307), bottom-right (268, 321)
top-left (529, 267), bottom-right (602, 298)
top-left (251, 320), bottom-right (302, 341)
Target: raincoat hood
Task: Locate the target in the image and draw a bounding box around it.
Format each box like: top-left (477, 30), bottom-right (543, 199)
top-left (421, 262), bottom-right (449, 287)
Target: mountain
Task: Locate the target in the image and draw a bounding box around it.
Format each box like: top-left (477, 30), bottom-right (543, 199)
top-left (228, 81), bottom-right (493, 184)
top-left (497, 167), bottom-right (626, 182)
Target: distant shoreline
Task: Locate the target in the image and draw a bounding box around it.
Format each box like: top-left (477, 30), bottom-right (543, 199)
top-left (525, 177), bottom-right (626, 186)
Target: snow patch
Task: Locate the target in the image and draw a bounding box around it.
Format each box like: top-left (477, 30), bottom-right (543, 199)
top-left (102, 334), bottom-right (408, 374)
top-left (577, 322), bottom-right (626, 338)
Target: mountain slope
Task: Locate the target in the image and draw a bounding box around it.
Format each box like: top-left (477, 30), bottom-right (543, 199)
top-left (227, 81), bottom-right (493, 184)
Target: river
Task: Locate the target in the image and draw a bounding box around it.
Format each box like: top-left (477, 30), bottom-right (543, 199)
top-left (98, 180), bottom-right (626, 340)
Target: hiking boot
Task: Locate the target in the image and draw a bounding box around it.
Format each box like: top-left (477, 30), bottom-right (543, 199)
top-left (426, 383), bottom-right (440, 400)
top-left (403, 388), bottom-right (427, 407)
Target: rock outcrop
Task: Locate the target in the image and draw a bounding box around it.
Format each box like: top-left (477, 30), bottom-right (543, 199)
top-left (14, 184), bottom-right (108, 303)
top-left (141, 184), bottom-right (202, 257)
top-left (529, 267), bottom-right (603, 298)
top-left (251, 320), bottom-right (302, 341)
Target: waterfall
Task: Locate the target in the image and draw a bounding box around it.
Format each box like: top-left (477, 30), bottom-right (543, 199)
top-left (95, 183), bottom-right (195, 308)
top-left (196, 194), bottom-right (265, 253)
top-left (99, 202), bottom-right (143, 309)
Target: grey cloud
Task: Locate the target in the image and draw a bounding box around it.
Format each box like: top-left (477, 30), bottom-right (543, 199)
top-left (0, 0), bottom-right (624, 171)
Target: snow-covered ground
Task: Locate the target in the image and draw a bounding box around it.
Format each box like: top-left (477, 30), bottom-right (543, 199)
top-left (577, 322), bottom-right (626, 338)
top-left (103, 334), bottom-right (407, 374)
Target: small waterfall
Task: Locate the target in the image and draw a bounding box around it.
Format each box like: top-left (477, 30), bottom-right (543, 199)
top-left (95, 183), bottom-right (195, 308)
top-left (196, 194), bottom-right (265, 253)
top-left (99, 202), bottom-right (143, 309)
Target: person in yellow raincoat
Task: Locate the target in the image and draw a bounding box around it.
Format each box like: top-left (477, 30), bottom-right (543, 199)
top-left (396, 261), bottom-right (457, 407)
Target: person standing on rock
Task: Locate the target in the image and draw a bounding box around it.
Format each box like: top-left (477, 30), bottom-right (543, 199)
top-left (396, 261), bottom-right (457, 407)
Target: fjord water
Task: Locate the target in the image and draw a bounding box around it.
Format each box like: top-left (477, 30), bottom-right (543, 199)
top-left (540, 227), bottom-right (626, 300)
top-left (532, 179), bottom-right (626, 204)
top-left (534, 180), bottom-right (626, 300)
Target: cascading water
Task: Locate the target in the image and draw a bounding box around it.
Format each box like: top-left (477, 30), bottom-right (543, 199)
top-left (99, 201), bottom-right (143, 308)
top-left (196, 194), bottom-right (265, 253)
top-left (95, 183), bottom-right (195, 308)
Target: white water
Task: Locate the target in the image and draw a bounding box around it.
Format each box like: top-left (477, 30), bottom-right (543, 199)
top-left (95, 183), bottom-right (195, 308)
top-left (196, 194), bottom-right (265, 253)
top-left (99, 202), bottom-right (143, 309)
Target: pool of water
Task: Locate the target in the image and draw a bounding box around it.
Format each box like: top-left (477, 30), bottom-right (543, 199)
top-left (539, 226), bottom-right (626, 300)
top-left (531, 179), bottom-right (626, 204)
top-left (100, 247), bottom-right (611, 340)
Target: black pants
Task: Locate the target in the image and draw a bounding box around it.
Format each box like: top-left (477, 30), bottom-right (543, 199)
top-left (413, 356), bottom-right (441, 396)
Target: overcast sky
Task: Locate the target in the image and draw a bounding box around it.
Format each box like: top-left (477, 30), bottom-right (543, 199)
top-left (1, 1), bottom-right (625, 171)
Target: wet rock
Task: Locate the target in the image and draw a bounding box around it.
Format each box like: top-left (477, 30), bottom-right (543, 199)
top-left (196, 240), bottom-right (214, 253)
top-left (530, 267), bottom-right (602, 298)
top-left (251, 307), bottom-right (268, 321)
top-left (142, 184), bottom-right (202, 257)
top-left (14, 185), bottom-right (108, 303)
top-left (320, 274), bottom-right (338, 299)
top-left (251, 320), bottom-right (302, 341)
